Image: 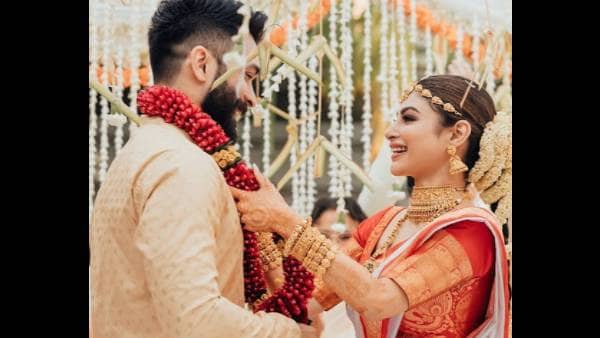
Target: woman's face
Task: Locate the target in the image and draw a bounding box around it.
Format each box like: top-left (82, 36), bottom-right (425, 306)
top-left (385, 93), bottom-right (454, 179)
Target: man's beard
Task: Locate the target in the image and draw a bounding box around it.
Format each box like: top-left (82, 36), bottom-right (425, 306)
top-left (201, 82), bottom-right (248, 143)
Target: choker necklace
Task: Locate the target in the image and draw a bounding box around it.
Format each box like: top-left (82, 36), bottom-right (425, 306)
top-left (408, 185), bottom-right (465, 223)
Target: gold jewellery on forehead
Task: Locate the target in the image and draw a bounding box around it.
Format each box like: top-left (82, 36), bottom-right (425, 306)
top-left (400, 83), bottom-right (462, 117)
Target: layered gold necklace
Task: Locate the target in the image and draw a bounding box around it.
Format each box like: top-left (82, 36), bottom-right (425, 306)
top-left (407, 185), bottom-right (465, 223)
top-left (363, 185), bottom-right (465, 273)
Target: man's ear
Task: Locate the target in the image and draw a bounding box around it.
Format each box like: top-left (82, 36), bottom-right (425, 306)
top-left (189, 45), bottom-right (210, 83)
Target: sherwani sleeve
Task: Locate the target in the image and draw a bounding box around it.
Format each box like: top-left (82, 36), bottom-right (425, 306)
top-left (132, 149), bottom-right (300, 338)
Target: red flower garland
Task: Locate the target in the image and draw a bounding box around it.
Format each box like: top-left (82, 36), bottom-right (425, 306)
top-left (137, 85), bottom-right (314, 323)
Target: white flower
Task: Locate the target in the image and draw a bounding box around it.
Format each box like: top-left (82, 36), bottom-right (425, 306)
top-left (223, 51), bottom-right (244, 69)
top-left (331, 222), bottom-right (347, 234)
top-left (107, 113), bottom-right (127, 127)
top-left (237, 5), bottom-right (250, 17)
top-left (271, 74), bottom-right (282, 83)
top-left (388, 191), bottom-right (407, 201)
top-left (262, 90), bottom-right (272, 101)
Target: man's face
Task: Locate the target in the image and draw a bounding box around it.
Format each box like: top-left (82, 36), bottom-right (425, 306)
top-left (201, 33), bottom-right (260, 142)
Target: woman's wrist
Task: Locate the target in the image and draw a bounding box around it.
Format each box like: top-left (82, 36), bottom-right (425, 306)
top-left (273, 211), bottom-right (305, 239)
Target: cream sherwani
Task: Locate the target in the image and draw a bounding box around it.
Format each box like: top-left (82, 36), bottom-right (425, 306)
top-left (90, 116), bottom-right (299, 338)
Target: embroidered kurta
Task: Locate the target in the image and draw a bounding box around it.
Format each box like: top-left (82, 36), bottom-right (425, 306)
top-left (90, 116), bottom-right (300, 338)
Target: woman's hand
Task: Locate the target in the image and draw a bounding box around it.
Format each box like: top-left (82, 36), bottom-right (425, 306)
top-left (229, 168), bottom-right (304, 238)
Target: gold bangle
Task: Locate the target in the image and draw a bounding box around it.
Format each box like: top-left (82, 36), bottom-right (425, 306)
top-left (257, 232), bottom-right (283, 271)
top-left (260, 249), bottom-right (282, 271)
top-left (290, 226), bottom-right (316, 261)
top-left (283, 218), bottom-right (311, 256)
top-left (293, 226), bottom-right (323, 262)
top-left (301, 232), bottom-right (337, 278)
top-left (307, 246), bottom-right (326, 272)
top-left (283, 224), bottom-right (304, 257)
top-left (303, 231), bottom-right (324, 266)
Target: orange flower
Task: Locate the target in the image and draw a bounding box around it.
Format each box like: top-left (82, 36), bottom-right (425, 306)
top-left (95, 65), bottom-right (151, 88)
top-left (268, 0), bottom-right (331, 47)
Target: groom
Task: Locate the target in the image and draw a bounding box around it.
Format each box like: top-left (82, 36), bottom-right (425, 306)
top-left (90, 1), bottom-right (316, 337)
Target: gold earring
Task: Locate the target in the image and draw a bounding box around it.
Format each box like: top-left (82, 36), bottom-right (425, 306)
top-left (447, 145), bottom-right (468, 175)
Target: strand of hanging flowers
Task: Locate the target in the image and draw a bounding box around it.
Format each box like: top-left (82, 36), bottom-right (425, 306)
top-left (388, 1), bottom-right (399, 124)
top-left (424, 23), bottom-right (433, 76)
top-left (327, 0), bottom-right (341, 197)
top-left (98, 6), bottom-right (112, 183)
top-left (396, 0), bottom-right (409, 96)
top-left (377, 0), bottom-right (390, 122)
top-left (261, 76), bottom-right (272, 173)
top-left (297, 1), bottom-right (310, 216)
top-left (306, 54), bottom-right (319, 212)
top-left (127, 2), bottom-right (142, 136)
top-left (409, 0), bottom-right (418, 82)
top-left (107, 45), bottom-right (128, 147)
top-left (285, 11), bottom-right (300, 213)
top-left (241, 109), bottom-right (252, 163)
top-left (89, 1), bottom-right (99, 224)
top-left (361, 1), bottom-right (373, 172)
top-left (340, 0), bottom-right (354, 198)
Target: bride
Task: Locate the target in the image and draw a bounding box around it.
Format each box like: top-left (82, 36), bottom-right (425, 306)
top-left (232, 74), bottom-right (511, 337)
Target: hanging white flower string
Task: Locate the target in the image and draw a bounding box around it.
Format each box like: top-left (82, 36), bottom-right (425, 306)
top-left (306, 1), bottom-right (323, 213)
top-left (340, 0), bottom-right (354, 197)
top-left (145, 3), bottom-right (155, 87)
top-left (89, 1), bottom-right (99, 224)
top-left (327, 0), bottom-right (341, 196)
top-left (361, 0), bottom-right (373, 171)
top-left (127, 2), bottom-right (141, 136)
top-left (424, 22), bottom-right (434, 76)
top-left (98, 5), bottom-right (113, 184)
top-left (376, 0), bottom-right (390, 123)
top-left (255, 12), bottom-right (275, 175)
top-left (388, 1), bottom-right (399, 124)
top-left (409, 0), bottom-right (418, 82)
top-left (242, 108), bottom-right (252, 163)
top-left (265, 58), bottom-right (290, 95)
top-left (109, 45), bottom-right (127, 152)
top-left (285, 12), bottom-right (300, 212)
top-left (335, 194), bottom-right (346, 216)
top-left (296, 1), bottom-right (309, 216)
top-left (306, 55), bottom-right (319, 213)
top-left (262, 78), bottom-right (272, 174)
top-left (396, 0), bottom-right (409, 93)
top-left (263, 3), bottom-right (301, 99)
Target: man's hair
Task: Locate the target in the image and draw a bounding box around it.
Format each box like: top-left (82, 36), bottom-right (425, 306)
top-left (148, 0), bottom-right (267, 82)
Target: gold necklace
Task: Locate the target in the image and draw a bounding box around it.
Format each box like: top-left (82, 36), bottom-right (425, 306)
top-left (407, 185), bottom-right (465, 224)
top-left (363, 212), bottom-right (408, 273)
